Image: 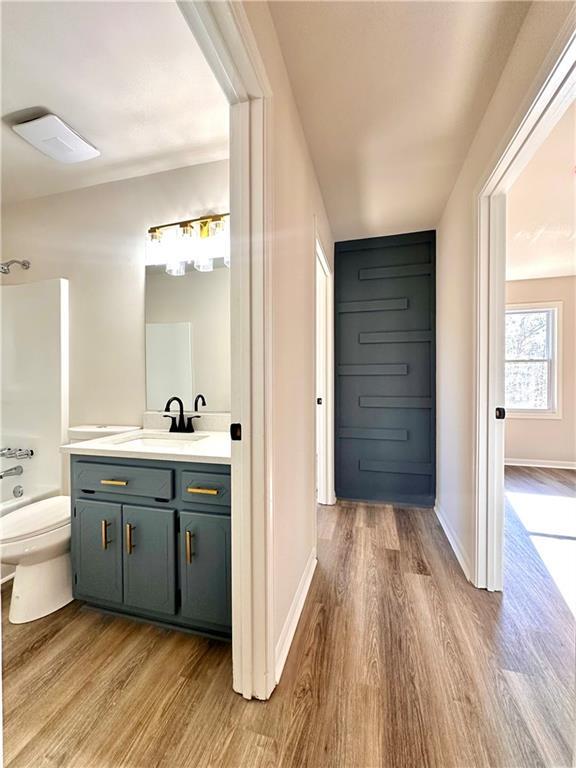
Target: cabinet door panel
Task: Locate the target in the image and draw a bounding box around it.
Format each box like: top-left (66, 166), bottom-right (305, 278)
top-left (180, 512), bottom-right (231, 627)
top-left (122, 505), bottom-right (176, 616)
top-left (75, 500), bottom-right (122, 604)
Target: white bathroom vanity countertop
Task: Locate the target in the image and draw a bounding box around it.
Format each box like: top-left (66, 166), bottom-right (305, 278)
top-left (61, 429), bottom-right (231, 465)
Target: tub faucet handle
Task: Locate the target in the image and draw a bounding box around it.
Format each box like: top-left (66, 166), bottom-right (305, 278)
top-left (15, 449), bottom-right (34, 459)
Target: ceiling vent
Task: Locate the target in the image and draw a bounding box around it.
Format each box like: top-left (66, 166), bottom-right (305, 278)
top-left (12, 114), bottom-right (100, 164)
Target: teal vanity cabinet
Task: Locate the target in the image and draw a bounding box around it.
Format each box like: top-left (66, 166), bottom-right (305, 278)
top-left (70, 455), bottom-right (231, 640)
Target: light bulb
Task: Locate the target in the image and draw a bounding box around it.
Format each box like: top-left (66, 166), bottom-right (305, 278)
top-left (166, 261), bottom-right (186, 276)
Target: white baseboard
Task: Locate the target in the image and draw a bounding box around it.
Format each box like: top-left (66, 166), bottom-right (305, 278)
top-left (275, 548), bottom-right (317, 684)
top-left (434, 503), bottom-right (472, 582)
top-left (505, 458), bottom-right (576, 470)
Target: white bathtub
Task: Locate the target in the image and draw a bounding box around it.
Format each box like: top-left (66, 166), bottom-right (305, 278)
top-left (1, 487), bottom-right (60, 516)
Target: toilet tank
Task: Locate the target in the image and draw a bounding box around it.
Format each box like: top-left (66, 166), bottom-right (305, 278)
top-left (67, 425), bottom-right (140, 443)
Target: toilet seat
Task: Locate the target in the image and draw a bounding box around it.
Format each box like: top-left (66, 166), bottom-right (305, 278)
top-left (0, 495), bottom-right (70, 544)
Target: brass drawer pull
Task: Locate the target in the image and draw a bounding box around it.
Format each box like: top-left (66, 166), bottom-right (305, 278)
top-left (186, 487), bottom-right (218, 496)
top-left (101, 520), bottom-right (111, 550)
top-left (101, 479), bottom-right (128, 487)
top-left (185, 530), bottom-right (195, 564)
top-left (125, 523), bottom-right (135, 554)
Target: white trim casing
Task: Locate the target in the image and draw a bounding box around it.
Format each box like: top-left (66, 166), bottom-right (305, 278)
top-left (487, 194), bottom-right (506, 593)
top-left (474, 15), bottom-right (576, 592)
top-left (178, 1), bottom-right (275, 700)
top-left (505, 458), bottom-right (576, 470)
top-left (274, 549), bottom-right (318, 683)
top-left (315, 235), bottom-right (336, 507)
top-left (229, 100), bottom-right (255, 699)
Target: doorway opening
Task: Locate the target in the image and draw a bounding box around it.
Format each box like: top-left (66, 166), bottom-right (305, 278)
top-left (475, 28), bottom-right (575, 592)
top-left (502, 101), bottom-right (576, 617)
top-left (1, 0), bottom-right (274, 709)
top-left (315, 237), bottom-right (336, 507)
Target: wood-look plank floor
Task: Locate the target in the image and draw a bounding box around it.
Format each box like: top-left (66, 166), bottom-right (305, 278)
top-left (2, 470), bottom-right (575, 767)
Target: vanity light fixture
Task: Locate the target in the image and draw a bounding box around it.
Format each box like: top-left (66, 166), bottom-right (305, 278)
top-left (145, 214), bottom-right (230, 275)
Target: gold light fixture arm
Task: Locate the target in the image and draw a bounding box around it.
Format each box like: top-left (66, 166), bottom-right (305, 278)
top-left (147, 212), bottom-right (229, 237)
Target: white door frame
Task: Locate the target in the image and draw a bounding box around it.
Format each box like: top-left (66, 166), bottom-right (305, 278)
top-left (315, 236), bottom-right (336, 507)
top-left (474, 20), bottom-right (576, 591)
top-left (178, 1), bottom-right (275, 699)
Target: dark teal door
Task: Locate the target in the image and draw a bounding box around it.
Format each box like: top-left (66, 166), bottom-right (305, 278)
top-left (122, 505), bottom-right (177, 616)
top-left (335, 231), bottom-right (435, 506)
top-left (180, 512), bottom-right (231, 628)
top-left (74, 499), bottom-right (123, 603)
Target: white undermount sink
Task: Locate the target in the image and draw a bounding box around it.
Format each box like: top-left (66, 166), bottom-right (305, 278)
top-left (115, 433), bottom-right (208, 449)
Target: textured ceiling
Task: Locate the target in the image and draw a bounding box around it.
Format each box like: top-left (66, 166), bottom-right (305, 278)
top-left (269, 1), bottom-right (530, 241)
top-left (507, 101), bottom-right (576, 282)
top-left (1, 1), bottom-right (229, 204)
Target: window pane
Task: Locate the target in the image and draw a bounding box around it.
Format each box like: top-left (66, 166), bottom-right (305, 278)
top-left (505, 361), bottom-right (549, 409)
top-left (505, 311), bottom-right (548, 360)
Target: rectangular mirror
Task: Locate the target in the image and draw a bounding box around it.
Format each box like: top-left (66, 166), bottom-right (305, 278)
top-left (145, 264), bottom-right (230, 412)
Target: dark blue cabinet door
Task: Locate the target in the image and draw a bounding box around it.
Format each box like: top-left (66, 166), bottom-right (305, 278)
top-left (122, 505), bottom-right (177, 616)
top-left (180, 512), bottom-right (231, 628)
top-left (74, 500), bottom-right (122, 604)
top-left (335, 231), bottom-right (436, 506)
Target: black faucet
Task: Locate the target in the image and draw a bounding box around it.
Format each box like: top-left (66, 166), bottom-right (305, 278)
top-left (163, 396), bottom-right (199, 433)
top-left (194, 394), bottom-right (207, 412)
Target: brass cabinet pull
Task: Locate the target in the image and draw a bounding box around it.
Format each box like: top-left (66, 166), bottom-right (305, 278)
top-left (101, 479), bottom-right (128, 487)
top-left (125, 523), bottom-right (135, 554)
top-left (185, 530), bottom-right (195, 564)
top-left (186, 487), bottom-right (218, 496)
top-left (101, 520), bottom-right (110, 550)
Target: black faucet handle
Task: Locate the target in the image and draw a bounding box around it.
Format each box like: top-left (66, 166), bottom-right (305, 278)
top-left (163, 414), bottom-right (178, 433)
top-left (185, 415), bottom-right (201, 433)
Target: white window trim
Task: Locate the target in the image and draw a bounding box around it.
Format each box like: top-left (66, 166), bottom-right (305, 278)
top-left (505, 300), bottom-right (563, 420)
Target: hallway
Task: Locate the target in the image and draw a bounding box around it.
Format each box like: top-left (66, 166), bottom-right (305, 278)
top-left (3, 499), bottom-right (574, 767)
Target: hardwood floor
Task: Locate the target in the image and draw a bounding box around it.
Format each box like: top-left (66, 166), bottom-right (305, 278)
top-left (2, 484), bottom-right (574, 767)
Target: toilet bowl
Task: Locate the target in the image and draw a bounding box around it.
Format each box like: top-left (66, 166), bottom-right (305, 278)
top-left (0, 495), bottom-right (72, 623)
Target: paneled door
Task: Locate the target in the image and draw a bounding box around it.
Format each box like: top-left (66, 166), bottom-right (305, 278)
top-left (335, 231), bottom-right (435, 506)
top-left (180, 511), bottom-right (231, 628)
top-left (74, 499), bottom-right (123, 604)
top-left (122, 505), bottom-right (177, 616)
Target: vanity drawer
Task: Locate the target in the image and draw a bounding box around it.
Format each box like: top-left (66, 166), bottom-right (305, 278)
top-left (74, 462), bottom-right (173, 501)
top-left (181, 470), bottom-right (231, 508)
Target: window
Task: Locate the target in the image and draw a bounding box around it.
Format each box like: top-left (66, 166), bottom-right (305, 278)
top-left (505, 303), bottom-right (560, 416)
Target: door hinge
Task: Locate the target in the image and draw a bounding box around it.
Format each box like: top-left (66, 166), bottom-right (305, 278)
top-left (230, 423), bottom-right (242, 441)
top-left (495, 407), bottom-right (506, 420)
top-left (74, 573), bottom-right (77, 585)
top-left (317, 397), bottom-right (323, 405)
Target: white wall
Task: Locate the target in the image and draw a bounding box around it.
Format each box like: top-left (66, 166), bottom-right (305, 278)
top-left (1, 160), bottom-right (229, 426)
top-left (244, 3), bottom-right (334, 673)
top-left (145, 265), bottom-right (230, 412)
top-left (436, 2), bottom-right (573, 579)
top-left (505, 276), bottom-right (576, 466)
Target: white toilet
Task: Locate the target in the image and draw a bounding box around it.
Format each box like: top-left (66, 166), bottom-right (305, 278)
top-left (0, 495), bottom-right (72, 623)
top-left (1, 424), bottom-right (139, 624)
